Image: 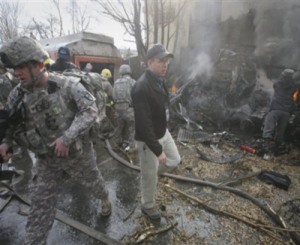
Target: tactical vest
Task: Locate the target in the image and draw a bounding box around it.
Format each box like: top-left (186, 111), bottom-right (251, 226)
top-left (13, 75), bottom-right (77, 155)
top-left (113, 76), bottom-right (133, 105)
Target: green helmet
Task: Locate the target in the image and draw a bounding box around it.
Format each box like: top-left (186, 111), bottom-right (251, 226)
top-left (119, 64), bottom-right (131, 75)
top-left (0, 36), bottom-right (48, 68)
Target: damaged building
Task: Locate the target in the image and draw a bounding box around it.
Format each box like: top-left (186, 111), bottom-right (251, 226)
top-left (40, 31), bottom-right (123, 80)
top-left (164, 0), bottom-right (300, 140)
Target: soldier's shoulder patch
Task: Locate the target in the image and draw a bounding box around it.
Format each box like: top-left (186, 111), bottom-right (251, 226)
top-left (83, 91), bottom-right (95, 101)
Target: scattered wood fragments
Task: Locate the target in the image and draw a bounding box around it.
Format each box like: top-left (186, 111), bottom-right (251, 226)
top-left (134, 220), bottom-right (178, 244)
top-left (165, 184), bottom-right (297, 244)
top-left (106, 139), bottom-right (300, 244)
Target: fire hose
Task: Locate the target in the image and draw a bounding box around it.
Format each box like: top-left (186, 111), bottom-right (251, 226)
top-left (105, 139), bottom-right (300, 244)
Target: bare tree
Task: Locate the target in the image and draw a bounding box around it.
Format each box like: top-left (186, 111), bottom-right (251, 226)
top-left (52, 0), bottom-right (64, 36)
top-left (92, 0), bottom-right (189, 59)
top-left (26, 0), bottom-right (63, 40)
top-left (0, 1), bottom-right (21, 43)
top-left (27, 14), bottom-right (62, 40)
top-left (27, 0), bottom-right (93, 40)
top-left (153, 0), bottom-right (159, 43)
top-left (148, 0), bottom-right (189, 47)
top-left (93, 0), bottom-right (147, 59)
top-left (68, 0), bottom-right (91, 33)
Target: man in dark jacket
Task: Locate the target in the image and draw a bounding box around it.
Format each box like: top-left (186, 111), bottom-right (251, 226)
top-left (131, 44), bottom-right (181, 220)
top-left (262, 68), bottom-right (298, 159)
top-left (50, 46), bottom-right (79, 72)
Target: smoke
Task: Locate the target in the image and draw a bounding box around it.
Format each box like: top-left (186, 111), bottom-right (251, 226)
top-left (173, 0), bottom-right (299, 131)
top-left (252, 0), bottom-right (300, 69)
top-left (178, 0), bottom-right (221, 81)
top-left (188, 53), bottom-right (213, 82)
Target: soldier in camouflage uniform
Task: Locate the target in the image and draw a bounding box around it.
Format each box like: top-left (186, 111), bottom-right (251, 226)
top-left (0, 59), bottom-right (20, 108)
top-left (112, 64), bottom-right (136, 151)
top-left (0, 59), bottom-right (20, 84)
top-left (0, 36), bottom-right (111, 245)
top-left (0, 61), bottom-right (13, 109)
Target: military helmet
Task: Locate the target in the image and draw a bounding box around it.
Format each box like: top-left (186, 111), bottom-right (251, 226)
top-left (119, 64), bottom-right (131, 75)
top-left (0, 36), bottom-right (49, 68)
top-left (101, 68), bottom-right (112, 78)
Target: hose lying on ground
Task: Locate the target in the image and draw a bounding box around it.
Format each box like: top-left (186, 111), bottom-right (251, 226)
top-left (105, 139), bottom-right (300, 244)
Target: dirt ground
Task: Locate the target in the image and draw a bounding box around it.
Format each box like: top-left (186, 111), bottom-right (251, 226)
top-left (121, 130), bottom-right (300, 245)
top-left (1, 129), bottom-right (300, 245)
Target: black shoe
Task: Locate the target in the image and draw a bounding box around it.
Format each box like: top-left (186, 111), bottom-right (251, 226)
top-left (141, 206), bottom-right (161, 220)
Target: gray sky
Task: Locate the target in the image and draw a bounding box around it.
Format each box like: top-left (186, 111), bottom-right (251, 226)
top-left (19, 0), bottom-right (136, 49)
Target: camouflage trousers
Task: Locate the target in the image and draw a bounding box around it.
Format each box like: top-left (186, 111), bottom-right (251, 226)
top-left (113, 105), bottom-right (135, 148)
top-left (24, 141), bottom-right (108, 245)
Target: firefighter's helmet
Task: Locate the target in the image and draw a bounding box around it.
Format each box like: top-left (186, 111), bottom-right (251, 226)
top-left (0, 36), bottom-right (48, 68)
top-left (101, 68), bottom-right (112, 79)
top-left (119, 64), bottom-right (131, 75)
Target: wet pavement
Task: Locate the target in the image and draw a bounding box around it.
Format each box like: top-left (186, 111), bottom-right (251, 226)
top-left (0, 141), bottom-right (141, 245)
top-left (0, 139), bottom-right (228, 245)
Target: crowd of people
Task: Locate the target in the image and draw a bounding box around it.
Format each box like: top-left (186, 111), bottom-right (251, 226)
top-left (0, 35), bottom-right (298, 244)
top-left (0, 36), bottom-right (181, 244)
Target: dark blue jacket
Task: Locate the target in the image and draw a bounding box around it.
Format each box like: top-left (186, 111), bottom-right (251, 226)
top-left (131, 69), bottom-right (169, 156)
top-left (50, 58), bottom-right (79, 73)
top-left (270, 76), bottom-right (298, 114)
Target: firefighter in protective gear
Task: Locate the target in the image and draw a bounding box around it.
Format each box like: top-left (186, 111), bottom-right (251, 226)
top-left (101, 68), bottom-right (112, 79)
top-left (262, 68), bottom-right (298, 160)
top-left (0, 36), bottom-right (111, 244)
top-left (112, 64), bottom-right (136, 151)
top-left (100, 68), bottom-right (115, 126)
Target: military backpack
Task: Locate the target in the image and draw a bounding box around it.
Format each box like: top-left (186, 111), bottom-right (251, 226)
top-left (113, 76), bottom-right (134, 105)
top-left (62, 71), bottom-right (107, 137)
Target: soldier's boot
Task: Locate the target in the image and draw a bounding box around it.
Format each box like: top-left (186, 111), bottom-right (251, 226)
top-left (100, 197), bottom-right (112, 217)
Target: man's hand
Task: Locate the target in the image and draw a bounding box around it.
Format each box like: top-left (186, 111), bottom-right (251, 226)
top-left (50, 138), bottom-right (69, 157)
top-left (0, 143), bottom-right (12, 161)
top-left (158, 151), bottom-right (167, 164)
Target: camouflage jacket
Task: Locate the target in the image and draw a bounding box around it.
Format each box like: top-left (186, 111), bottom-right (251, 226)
top-left (0, 73), bottom-right (14, 109)
top-left (113, 75), bottom-right (136, 105)
top-left (3, 73), bottom-right (97, 155)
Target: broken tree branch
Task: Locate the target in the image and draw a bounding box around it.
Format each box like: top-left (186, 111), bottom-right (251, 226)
top-left (165, 184), bottom-right (287, 244)
top-left (105, 139), bottom-right (300, 244)
top-left (217, 171), bottom-right (262, 186)
top-left (135, 221), bottom-right (178, 243)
